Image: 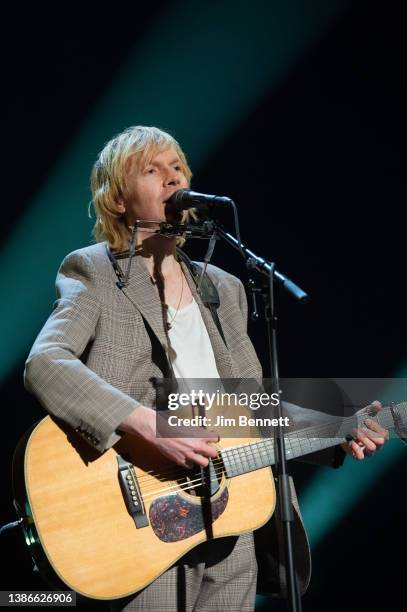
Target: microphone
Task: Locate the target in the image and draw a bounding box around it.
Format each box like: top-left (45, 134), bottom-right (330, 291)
top-left (167, 188), bottom-right (233, 212)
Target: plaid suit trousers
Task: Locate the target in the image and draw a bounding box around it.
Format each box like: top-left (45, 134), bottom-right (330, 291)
top-left (109, 532), bottom-right (257, 612)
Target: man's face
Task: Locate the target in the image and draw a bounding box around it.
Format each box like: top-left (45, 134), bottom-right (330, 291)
top-left (122, 146), bottom-right (189, 224)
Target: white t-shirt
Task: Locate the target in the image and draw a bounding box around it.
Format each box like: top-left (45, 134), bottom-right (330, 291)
top-left (167, 298), bottom-right (220, 379)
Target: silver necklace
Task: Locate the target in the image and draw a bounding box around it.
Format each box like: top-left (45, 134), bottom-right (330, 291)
top-left (166, 266), bottom-right (184, 330)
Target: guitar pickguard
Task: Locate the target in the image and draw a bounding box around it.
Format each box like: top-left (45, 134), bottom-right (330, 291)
top-left (149, 487), bottom-right (229, 542)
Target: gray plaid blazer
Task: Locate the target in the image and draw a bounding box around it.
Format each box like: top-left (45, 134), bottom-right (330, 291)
top-left (24, 242), bottom-right (344, 597)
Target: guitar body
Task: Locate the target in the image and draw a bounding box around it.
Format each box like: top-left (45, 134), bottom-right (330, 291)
top-left (13, 416), bottom-right (276, 600)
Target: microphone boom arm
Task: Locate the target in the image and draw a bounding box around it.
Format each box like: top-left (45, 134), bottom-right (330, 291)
top-left (214, 225), bottom-right (309, 303)
top-left (153, 218), bottom-right (308, 302)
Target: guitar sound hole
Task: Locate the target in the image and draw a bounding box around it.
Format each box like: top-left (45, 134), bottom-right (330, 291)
top-left (179, 458), bottom-right (222, 497)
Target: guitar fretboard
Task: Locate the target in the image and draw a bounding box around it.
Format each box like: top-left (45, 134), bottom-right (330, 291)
top-left (221, 403), bottom-right (403, 478)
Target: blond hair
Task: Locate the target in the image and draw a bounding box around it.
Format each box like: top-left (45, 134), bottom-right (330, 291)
top-left (90, 126), bottom-right (193, 250)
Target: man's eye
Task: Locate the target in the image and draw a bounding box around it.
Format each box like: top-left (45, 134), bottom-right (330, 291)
top-left (146, 168), bottom-right (155, 174)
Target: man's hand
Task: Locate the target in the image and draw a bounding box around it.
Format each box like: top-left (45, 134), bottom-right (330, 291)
top-left (341, 401), bottom-right (389, 460)
top-left (118, 405), bottom-right (219, 468)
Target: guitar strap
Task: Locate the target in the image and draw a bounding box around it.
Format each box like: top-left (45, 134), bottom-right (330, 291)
top-left (175, 248), bottom-right (228, 348)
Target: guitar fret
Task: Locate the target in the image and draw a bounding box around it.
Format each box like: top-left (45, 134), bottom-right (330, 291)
top-left (285, 438), bottom-right (294, 458)
top-left (247, 444), bottom-right (256, 470)
top-left (221, 403), bottom-right (405, 479)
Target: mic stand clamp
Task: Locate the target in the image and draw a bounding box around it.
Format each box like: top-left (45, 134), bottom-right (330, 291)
top-left (246, 279), bottom-right (261, 321)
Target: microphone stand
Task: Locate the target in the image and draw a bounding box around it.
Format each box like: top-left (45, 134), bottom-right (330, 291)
top-left (214, 224), bottom-right (307, 611)
top-left (156, 214), bottom-right (308, 607)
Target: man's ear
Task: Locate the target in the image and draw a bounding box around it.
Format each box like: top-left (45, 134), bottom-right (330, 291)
top-left (117, 200), bottom-right (126, 214)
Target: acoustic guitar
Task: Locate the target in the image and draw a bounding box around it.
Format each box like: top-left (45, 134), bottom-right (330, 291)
top-left (12, 402), bottom-right (405, 600)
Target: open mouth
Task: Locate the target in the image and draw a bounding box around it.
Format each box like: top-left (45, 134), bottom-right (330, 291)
top-left (164, 200), bottom-right (183, 223)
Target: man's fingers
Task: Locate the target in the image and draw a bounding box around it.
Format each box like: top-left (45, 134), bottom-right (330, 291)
top-left (349, 440), bottom-right (365, 460)
top-left (364, 418), bottom-right (389, 441)
top-left (358, 436), bottom-right (376, 452)
top-left (175, 440), bottom-right (218, 467)
top-left (345, 407), bottom-right (389, 459)
top-left (198, 441), bottom-right (218, 458)
top-left (187, 452), bottom-right (209, 468)
top-left (366, 400), bottom-right (382, 415)
top-left (352, 428), bottom-right (377, 452)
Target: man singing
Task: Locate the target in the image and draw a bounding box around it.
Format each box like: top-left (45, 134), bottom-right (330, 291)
top-left (24, 126), bottom-right (388, 611)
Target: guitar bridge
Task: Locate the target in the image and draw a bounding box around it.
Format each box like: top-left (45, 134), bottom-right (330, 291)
top-left (117, 455), bottom-right (149, 528)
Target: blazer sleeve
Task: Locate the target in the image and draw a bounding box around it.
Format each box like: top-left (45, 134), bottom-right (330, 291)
top-left (24, 249), bottom-right (140, 452)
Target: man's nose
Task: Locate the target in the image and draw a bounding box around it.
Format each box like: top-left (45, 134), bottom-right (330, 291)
top-left (164, 168), bottom-right (180, 186)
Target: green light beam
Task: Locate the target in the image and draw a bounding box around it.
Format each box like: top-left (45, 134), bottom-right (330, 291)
top-left (299, 373), bottom-right (407, 548)
top-left (300, 438), bottom-right (405, 549)
top-left (0, 0), bottom-right (349, 381)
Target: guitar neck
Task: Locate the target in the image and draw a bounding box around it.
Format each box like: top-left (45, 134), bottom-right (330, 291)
top-left (221, 403), bottom-right (401, 478)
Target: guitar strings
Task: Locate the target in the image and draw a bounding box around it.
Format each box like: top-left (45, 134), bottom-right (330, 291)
top-left (136, 428), bottom-right (365, 497)
top-left (138, 410), bottom-right (389, 498)
top-left (139, 429), bottom-right (337, 498)
top-left (140, 431), bottom-right (322, 497)
top-left (128, 404), bottom-right (395, 500)
top-left (134, 406), bottom-right (390, 488)
top-left (137, 458), bottom-right (226, 492)
top-left (139, 438), bottom-right (329, 498)
top-left (137, 421), bottom-right (379, 499)
top-left (135, 431), bottom-right (388, 498)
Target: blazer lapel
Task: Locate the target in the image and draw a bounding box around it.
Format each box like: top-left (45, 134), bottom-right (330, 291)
top-left (119, 255), bottom-right (169, 352)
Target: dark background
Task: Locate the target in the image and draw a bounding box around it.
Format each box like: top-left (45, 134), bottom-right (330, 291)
top-left (1, 1), bottom-right (405, 610)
